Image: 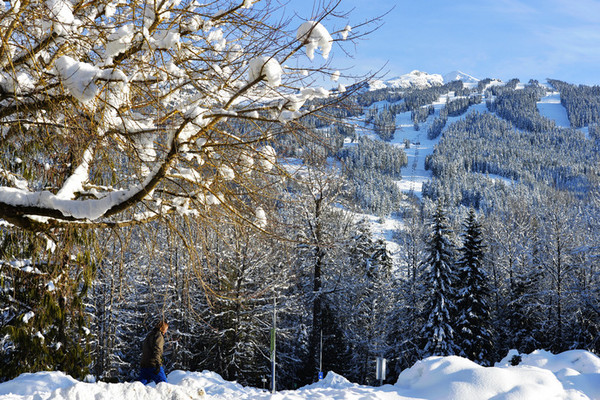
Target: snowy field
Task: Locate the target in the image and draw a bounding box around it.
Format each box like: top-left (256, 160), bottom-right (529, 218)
top-left (1, 350), bottom-right (599, 400)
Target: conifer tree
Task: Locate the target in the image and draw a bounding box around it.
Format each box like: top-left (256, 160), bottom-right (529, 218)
top-left (420, 203), bottom-right (457, 357)
top-left (344, 223), bottom-right (394, 384)
top-left (455, 209), bottom-right (494, 365)
top-left (0, 231), bottom-right (93, 381)
top-left (388, 207), bottom-right (426, 375)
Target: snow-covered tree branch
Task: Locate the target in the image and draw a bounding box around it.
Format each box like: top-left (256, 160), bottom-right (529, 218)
top-left (0, 0), bottom-right (364, 232)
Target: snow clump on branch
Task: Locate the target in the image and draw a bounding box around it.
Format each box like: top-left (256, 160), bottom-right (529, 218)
top-left (242, 0), bottom-right (258, 8)
top-left (248, 56), bottom-right (283, 87)
top-left (255, 206), bottom-right (267, 228)
top-left (341, 25), bottom-right (352, 40)
top-left (46, 0), bottom-right (75, 36)
top-left (296, 21), bottom-right (333, 60)
top-left (257, 145), bottom-right (276, 171)
top-left (105, 24), bottom-right (135, 61)
top-left (55, 56), bottom-right (100, 103)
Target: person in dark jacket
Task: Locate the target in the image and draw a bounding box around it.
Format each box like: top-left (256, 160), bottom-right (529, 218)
top-left (138, 320), bottom-right (168, 384)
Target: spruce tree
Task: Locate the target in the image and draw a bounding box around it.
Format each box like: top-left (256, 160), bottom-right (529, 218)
top-left (455, 209), bottom-right (494, 365)
top-left (420, 203), bottom-right (457, 357)
top-left (0, 231), bottom-right (93, 381)
top-left (345, 223), bottom-right (394, 384)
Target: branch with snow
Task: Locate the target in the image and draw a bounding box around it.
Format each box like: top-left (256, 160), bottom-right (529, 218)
top-left (0, 0), bottom-right (367, 232)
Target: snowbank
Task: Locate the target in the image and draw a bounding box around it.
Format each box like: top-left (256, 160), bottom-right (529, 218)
top-left (397, 355), bottom-right (577, 399)
top-left (1, 350), bottom-right (598, 400)
top-left (0, 371), bottom-right (77, 397)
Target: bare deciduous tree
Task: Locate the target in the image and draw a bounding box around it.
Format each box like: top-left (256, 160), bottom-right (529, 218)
top-left (0, 0), bottom-right (369, 238)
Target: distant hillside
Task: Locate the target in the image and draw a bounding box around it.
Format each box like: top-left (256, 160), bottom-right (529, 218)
top-left (320, 74), bottom-right (599, 217)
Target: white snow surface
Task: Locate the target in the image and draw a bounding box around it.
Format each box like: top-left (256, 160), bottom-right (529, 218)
top-left (1, 350), bottom-right (598, 400)
top-left (537, 91), bottom-right (571, 128)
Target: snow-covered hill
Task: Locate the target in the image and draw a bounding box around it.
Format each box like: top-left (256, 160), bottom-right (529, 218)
top-left (349, 75), bottom-right (578, 259)
top-left (1, 350), bottom-right (598, 400)
top-left (367, 69), bottom-right (482, 90)
top-left (368, 70), bottom-right (444, 90)
top-left (443, 70), bottom-right (479, 84)
top-left (357, 75), bottom-right (575, 201)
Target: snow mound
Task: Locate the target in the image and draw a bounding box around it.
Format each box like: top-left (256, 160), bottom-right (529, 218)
top-left (54, 380), bottom-right (198, 400)
top-left (168, 370), bottom-right (258, 397)
top-left (301, 371), bottom-right (355, 390)
top-left (396, 355), bottom-right (569, 399)
top-left (0, 371), bottom-right (77, 396)
top-left (443, 70), bottom-right (479, 84)
top-left (369, 70), bottom-right (443, 90)
top-left (498, 349), bottom-right (600, 374)
top-left (497, 349), bottom-right (600, 400)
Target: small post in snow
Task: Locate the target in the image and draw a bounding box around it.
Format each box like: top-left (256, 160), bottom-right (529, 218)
top-left (376, 357), bottom-right (387, 386)
top-left (271, 295), bottom-right (276, 393)
top-left (319, 329), bottom-right (323, 379)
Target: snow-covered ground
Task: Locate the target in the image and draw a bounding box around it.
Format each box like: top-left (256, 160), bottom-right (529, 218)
top-left (1, 350), bottom-right (599, 400)
top-left (537, 91), bottom-right (571, 128)
top-left (535, 91), bottom-right (593, 138)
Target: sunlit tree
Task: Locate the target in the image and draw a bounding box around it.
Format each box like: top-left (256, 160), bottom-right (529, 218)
top-left (0, 0), bottom-right (373, 380)
top-left (0, 0), bottom-right (366, 237)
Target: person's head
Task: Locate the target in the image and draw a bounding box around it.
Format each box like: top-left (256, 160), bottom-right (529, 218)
top-left (156, 320), bottom-right (168, 334)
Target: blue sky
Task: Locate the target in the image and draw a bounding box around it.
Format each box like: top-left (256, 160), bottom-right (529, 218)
top-left (284, 0), bottom-right (600, 85)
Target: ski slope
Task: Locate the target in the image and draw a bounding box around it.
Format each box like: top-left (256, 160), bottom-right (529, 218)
top-left (351, 80), bottom-right (576, 256)
top-left (537, 91), bottom-right (571, 128)
top-left (356, 90), bottom-right (488, 199)
top-left (358, 82), bottom-right (576, 201)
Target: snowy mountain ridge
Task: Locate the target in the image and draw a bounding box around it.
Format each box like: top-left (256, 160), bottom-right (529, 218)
top-left (367, 69), bottom-right (481, 91)
top-left (442, 70), bottom-right (480, 84)
top-left (368, 70), bottom-right (444, 90)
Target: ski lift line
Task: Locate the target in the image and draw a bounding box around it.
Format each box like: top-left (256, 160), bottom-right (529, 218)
top-left (406, 130), bottom-right (422, 194)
